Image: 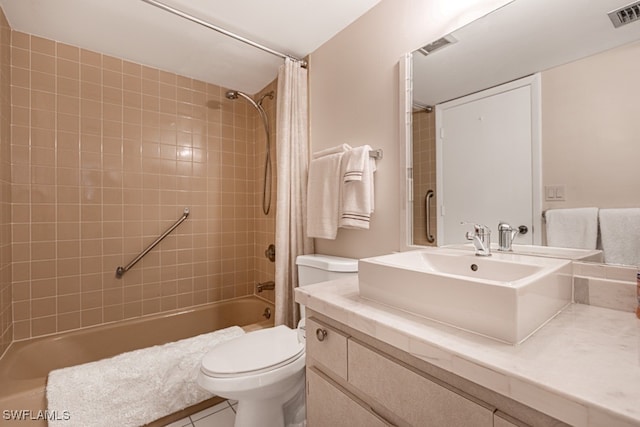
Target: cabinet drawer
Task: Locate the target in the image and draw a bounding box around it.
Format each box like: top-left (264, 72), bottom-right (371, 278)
top-left (307, 367), bottom-right (389, 427)
top-left (348, 339), bottom-right (494, 427)
top-left (306, 317), bottom-right (348, 380)
top-left (494, 411), bottom-right (530, 427)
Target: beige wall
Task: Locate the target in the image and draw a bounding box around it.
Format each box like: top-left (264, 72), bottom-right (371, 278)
top-left (0, 7), bottom-right (12, 357)
top-left (542, 40), bottom-right (640, 210)
top-left (308, 0), bottom-right (513, 259)
top-left (9, 29), bottom-right (276, 341)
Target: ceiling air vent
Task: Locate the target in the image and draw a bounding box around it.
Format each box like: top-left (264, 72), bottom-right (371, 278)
top-left (417, 35), bottom-right (457, 56)
top-left (608, 1), bottom-right (640, 28)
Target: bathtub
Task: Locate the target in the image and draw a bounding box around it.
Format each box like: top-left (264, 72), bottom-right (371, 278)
top-left (0, 296), bottom-right (274, 426)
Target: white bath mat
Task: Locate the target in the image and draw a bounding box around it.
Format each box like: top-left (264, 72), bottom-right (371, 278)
top-left (46, 325), bottom-right (244, 427)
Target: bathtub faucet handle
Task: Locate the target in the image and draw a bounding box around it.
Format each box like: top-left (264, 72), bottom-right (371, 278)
top-left (264, 244), bottom-right (276, 262)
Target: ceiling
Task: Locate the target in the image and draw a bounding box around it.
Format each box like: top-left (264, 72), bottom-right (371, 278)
top-left (0, 0), bottom-right (382, 94)
top-left (413, 0), bottom-right (640, 106)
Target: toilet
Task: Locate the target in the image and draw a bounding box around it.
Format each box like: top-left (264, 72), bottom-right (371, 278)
top-left (197, 254), bottom-right (358, 427)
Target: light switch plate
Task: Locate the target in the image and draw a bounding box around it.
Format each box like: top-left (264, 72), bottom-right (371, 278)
top-left (545, 185), bottom-right (566, 201)
top-left (545, 186), bottom-right (556, 201)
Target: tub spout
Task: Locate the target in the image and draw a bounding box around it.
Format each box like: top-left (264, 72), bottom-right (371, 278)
top-left (256, 281), bottom-right (275, 292)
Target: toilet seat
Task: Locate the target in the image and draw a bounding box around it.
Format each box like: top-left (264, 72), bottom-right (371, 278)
top-left (201, 325), bottom-right (304, 378)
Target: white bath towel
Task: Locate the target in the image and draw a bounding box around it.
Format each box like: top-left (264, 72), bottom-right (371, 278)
top-left (599, 208), bottom-right (640, 266)
top-left (339, 145), bottom-right (377, 230)
top-left (312, 143), bottom-right (351, 159)
top-left (46, 326), bottom-right (244, 427)
top-left (545, 207), bottom-right (598, 249)
top-left (306, 144), bottom-right (351, 239)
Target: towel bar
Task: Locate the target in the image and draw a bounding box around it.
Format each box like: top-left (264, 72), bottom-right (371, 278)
top-left (369, 149), bottom-right (383, 160)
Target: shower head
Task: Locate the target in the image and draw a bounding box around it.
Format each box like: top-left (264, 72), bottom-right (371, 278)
top-left (225, 89), bottom-right (274, 109)
top-left (225, 89), bottom-right (262, 112)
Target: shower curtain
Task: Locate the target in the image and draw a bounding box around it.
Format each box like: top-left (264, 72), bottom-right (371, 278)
top-left (275, 58), bottom-right (314, 328)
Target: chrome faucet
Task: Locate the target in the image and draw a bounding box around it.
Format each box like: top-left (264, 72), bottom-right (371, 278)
top-left (463, 223), bottom-right (492, 256)
top-left (497, 222), bottom-right (518, 252)
top-left (497, 222), bottom-right (528, 252)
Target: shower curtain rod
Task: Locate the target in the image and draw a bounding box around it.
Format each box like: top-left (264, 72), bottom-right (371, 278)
top-left (140, 0), bottom-right (307, 66)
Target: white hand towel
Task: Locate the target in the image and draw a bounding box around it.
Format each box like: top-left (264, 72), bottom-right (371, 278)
top-left (306, 144), bottom-right (351, 239)
top-left (339, 145), bottom-right (377, 229)
top-left (312, 143), bottom-right (351, 159)
top-left (545, 207), bottom-right (598, 249)
top-left (599, 208), bottom-right (640, 266)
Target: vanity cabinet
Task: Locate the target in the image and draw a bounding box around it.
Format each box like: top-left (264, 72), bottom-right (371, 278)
top-left (304, 313), bottom-right (561, 426)
top-left (348, 339), bottom-right (494, 426)
top-left (306, 317), bottom-right (348, 380)
top-left (495, 412), bottom-right (531, 427)
top-left (306, 316), bottom-right (497, 427)
top-left (307, 367), bottom-right (389, 427)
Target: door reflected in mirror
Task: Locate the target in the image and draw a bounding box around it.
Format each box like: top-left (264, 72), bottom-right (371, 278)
top-left (403, 0), bottom-right (640, 266)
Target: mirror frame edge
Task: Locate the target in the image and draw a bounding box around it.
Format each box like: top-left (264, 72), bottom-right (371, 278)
top-left (400, 55), bottom-right (545, 250)
top-left (399, 52), bottom-right (421, 252)
top-left (531, 74), bottom-right (544, 246)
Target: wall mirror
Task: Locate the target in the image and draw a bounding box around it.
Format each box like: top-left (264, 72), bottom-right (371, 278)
top-left (400, 0), bottom-right (640, 266)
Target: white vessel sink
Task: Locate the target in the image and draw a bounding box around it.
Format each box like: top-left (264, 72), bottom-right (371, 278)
top-left (358, 248), bottom-right (572, 344)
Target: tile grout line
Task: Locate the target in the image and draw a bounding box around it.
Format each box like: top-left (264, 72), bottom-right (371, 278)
top-left (188, 400), bottom-right (231, 424)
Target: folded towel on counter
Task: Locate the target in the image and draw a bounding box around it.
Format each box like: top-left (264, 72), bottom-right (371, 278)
top-left (339, 145), bottom-right (377, 230)
top-left (599, 208), bottom-right (640, 266)
top-left (306, 144), bottom-right (351, 239)
top-left (545, 207), bottom-right (599, 249)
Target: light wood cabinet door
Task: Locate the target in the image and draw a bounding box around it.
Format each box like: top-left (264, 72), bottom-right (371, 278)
top-left (347, 339), bottom-right (494, 427)
top-left (306, 367), bottom-right (389, 427)
top-left (495, 411), bottom-right (531, 427)
top-left (306, 317), bottom-right (349, 380)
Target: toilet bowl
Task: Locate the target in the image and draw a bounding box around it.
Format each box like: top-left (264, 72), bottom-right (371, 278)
top-left (197, 325), bottom-right (306, 427)
top-left (197, 254), bottom-right (358, 427)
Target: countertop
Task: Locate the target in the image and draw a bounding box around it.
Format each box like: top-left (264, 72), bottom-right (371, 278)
top-left (295, 277), bottom-right (640, 427)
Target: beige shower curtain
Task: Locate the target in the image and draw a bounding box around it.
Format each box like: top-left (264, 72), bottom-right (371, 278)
top-left (275, 58), bottom-right (314, 328)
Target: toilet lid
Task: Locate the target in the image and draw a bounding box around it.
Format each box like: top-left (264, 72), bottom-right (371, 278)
top-left (201, 325), bottom-right (304, 378)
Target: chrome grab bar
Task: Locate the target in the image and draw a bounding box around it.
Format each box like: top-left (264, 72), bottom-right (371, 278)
top-left (425, 190), bottom-right (435, 243)
top-left (115, 208), bottom-right (190, 278)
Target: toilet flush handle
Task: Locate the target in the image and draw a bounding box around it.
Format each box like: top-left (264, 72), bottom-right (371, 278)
top-left (315, 328), bottom-right (327, 342)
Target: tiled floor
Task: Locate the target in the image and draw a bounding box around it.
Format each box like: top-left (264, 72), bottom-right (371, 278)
top-left (164, 400), bottom-right (237, 427)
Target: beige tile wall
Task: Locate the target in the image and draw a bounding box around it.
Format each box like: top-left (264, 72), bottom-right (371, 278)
top-left (412, 109), bottom-right (436, 247)
top-left (9, 30), bottom-right (276, 340)
top-left (0, 8), bottom-right (12, 356)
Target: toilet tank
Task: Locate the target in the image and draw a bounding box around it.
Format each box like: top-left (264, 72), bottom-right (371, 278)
top-left (296, 254), bottom-right (358, 286)
top-left (295, 254), bottom-right (358, 331)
